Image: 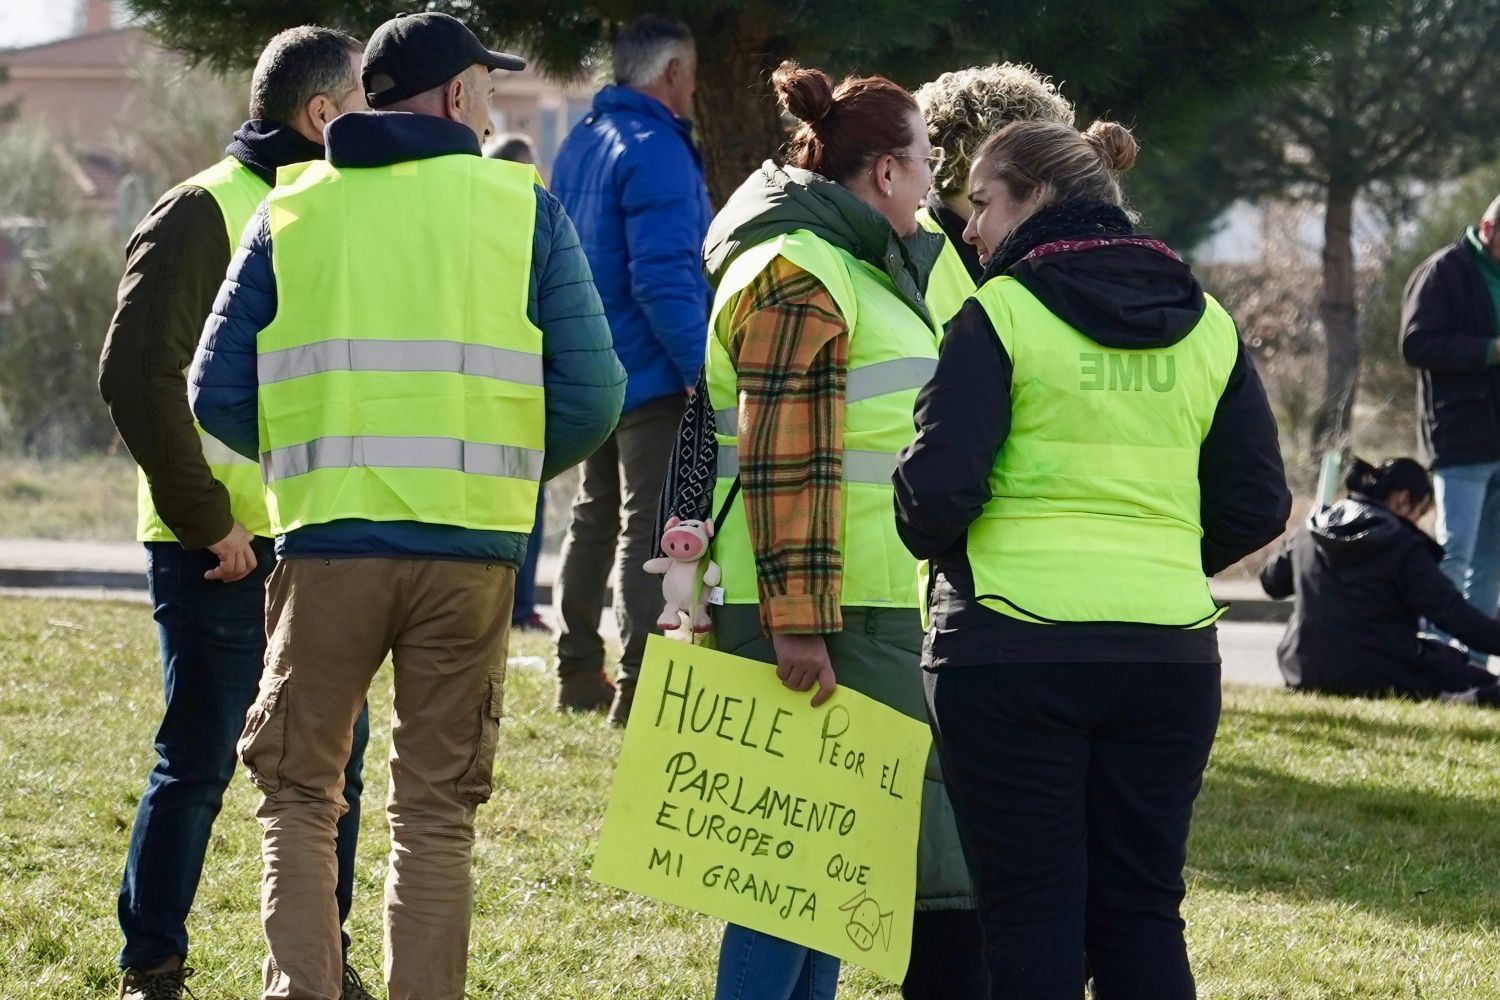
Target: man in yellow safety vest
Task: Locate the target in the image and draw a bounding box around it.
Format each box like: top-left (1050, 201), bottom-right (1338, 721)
top-left (97, 26), bottom-right (376, 1000)
top-left (190, 12), bottom-right (623, 998)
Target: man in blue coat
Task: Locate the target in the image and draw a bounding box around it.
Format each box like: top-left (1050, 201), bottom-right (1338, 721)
top-left (550, 14), bottom-right (713, 725)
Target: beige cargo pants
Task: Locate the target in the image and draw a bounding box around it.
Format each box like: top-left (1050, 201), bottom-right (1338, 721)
top-left (239, 557), bottom-right (513, 1000)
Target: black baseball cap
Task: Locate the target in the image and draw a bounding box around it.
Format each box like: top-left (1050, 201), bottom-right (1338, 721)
top-left (362, 12), bottom-right (526, 109)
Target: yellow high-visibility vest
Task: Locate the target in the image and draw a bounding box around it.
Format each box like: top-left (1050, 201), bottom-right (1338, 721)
top-left (915, 206), bottom-right (976, 327)
top-left (705, 231), bottom-right (938, 609)
top-left (255, 155), bottom-right (546, 535)
top-left (965, 274), bottom-right (1240, 627)
top-left (136, 156), bottom-right (273, 542)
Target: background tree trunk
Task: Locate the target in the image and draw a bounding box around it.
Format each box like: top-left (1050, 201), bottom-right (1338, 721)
top-left (686, 10), bottom-right (788, 206)
top-left (1313, 180), bottom-right (1360, 453)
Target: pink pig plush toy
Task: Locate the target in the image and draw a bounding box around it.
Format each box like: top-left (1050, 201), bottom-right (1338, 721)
top-left (644, 516), bottom-right (721, 633)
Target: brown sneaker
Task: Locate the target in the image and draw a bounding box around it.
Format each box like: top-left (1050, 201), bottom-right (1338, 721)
top-left (342, 964), bottom-right (378, 1000)
top-left (607, 683), bottom-right (635, 729)
top-left (555, 671), bottom-right (615, 712)
top-left (118, 966), bottom-right (197, 1000)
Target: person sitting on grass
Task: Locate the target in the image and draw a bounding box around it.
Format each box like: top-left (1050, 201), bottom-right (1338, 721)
top-left (1261, 456), bottom-right (1500, 705)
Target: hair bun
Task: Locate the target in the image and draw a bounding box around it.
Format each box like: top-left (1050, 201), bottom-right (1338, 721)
top-left (772, 60), bottom-right (835, 125)
top-left (1082, 120), bottom-right (1138, 173)
top-left (1343, 456), bottom-right (1377, 494)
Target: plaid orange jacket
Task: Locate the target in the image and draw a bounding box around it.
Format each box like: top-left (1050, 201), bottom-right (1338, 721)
top-left (725, 256), bottom-right (850, 635)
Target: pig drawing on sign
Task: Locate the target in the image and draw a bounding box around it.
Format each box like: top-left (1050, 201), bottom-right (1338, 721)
top-left (644, 516), bottom-right (721, 634)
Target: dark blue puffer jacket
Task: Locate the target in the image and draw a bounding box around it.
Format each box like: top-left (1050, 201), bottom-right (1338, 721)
top-left (189, 111), bottom-right (625, 564)
top-left (551, 85), bottom-right (713, 412)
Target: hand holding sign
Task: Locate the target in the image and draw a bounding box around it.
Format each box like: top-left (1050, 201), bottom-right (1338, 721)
top-left (591, 635), bottom-right (930, 983)
top-left (772, 633), bottom-right (837, 706)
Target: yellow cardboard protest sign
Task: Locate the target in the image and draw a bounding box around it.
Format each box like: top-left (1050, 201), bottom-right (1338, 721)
top-left (591, 634), bottom-right (931, 982)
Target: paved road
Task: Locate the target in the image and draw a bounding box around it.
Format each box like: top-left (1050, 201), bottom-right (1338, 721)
top-left (1218, 621), bottom-right (1285, 687)
top-left (0, 537), bottom-right (1290, 613)
top-left (0, 587), bottom-right (1291, 693)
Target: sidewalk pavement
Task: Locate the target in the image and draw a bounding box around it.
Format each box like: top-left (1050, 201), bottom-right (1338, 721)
top-left (0, 537), bottom-right (1292, 686)
top-left (0, 536), bottom-right (1289, 623)
top-left (0, 537), bottom-right (146, 589)
top-left (0, 539), bottom-right (575, 608)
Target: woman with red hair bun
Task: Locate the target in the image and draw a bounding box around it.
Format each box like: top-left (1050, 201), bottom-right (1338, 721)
top-left (693, 60), bottom-right (983, 1000)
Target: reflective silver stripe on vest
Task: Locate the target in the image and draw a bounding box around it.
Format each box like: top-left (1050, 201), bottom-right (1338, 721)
top-left (712, 357), bottom-right (935, 436)
top-left (262, 436), bottom-right (543, 483)
top-left (716, 447), bottom-right (895, 485)
top-left (199, 429), bottom-right (256, 467)
top-left (842, 449), bottom-right (899, 484)
top-left (843, 357), bottom-right (937, 404)
top-left (258, 339), bottom-right (544, 386)
top-left (719, 446), bottom-right (740, 479)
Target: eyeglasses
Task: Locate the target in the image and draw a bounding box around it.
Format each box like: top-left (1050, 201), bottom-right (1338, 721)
top-left (895, 147), bottom-right (946, 173)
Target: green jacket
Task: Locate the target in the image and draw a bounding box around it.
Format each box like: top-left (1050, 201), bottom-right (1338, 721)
top-left (703, 160), bottom-right (943, 325)
top-left (712, 603), bottom-right (975, 911)
top-left (1465, 225), bottom-right (1500, 351)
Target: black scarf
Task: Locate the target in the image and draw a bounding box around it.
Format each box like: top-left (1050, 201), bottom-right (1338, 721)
top-left (226, 119), bottom-right (325, 185)
top-left (983, 199), bottom-right (1135, 282)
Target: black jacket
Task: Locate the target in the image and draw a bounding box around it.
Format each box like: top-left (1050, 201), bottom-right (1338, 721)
top-left (1400, 237), bottom-right (1500, 469)
top-left (1260, 498), bottom-right (1500, 695)
top-left (893, 238), bottom-right (1291, 666)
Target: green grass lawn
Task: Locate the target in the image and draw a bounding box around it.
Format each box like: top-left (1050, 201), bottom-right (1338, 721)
top-left (0, 455), bottom-right (138, 540)
top-left (1, 596), bottom-right (1498, 998)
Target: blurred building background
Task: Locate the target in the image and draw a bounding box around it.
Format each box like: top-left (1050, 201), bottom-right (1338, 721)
top-left (0, 0), bottom-right (597, 458)
top-left (0, 0), bottom-right (593, 231)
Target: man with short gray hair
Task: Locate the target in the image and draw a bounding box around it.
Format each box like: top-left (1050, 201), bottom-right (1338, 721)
top-left (99, 24), bottom-right (374, 1000)
top-left (613, 13), bottom-right (695, 87)
top-left (551, 14), bottom-right (713, 725)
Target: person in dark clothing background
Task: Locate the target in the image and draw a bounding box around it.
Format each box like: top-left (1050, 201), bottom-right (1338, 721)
top-left (893, 118), bottom-right (1290, 1000)
top-left (1400, 194), bottom-right (1500, 660)
top-left (1261, 457), bottom-right (1500, 705)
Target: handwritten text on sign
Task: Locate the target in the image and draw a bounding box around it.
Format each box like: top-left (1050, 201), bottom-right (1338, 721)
top-left (591, 635), bottom-right (931, 982)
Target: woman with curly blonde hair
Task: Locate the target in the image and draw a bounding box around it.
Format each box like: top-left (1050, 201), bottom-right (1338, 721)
top-left (913, 64), bottom-right (1073, 322)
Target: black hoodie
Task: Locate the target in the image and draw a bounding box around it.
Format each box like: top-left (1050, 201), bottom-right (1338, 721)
top-left (893, 217), bottom-right (1290, 666)
top-left (1260, 498), bottom-right (1500, 694)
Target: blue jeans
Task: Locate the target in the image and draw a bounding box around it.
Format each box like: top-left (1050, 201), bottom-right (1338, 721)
top-left (119, 539), bottom-right (370, 970)
top-left (1434, 462), bottom-right (1500, 658)
top-left (715, 924), bottom-right (839, 1000)
top-left (513, 492), bottom-right (546, 623)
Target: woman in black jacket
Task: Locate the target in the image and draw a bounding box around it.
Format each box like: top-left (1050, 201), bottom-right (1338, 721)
top-left (893, 119), bottom-right (1290, 1000)
top-left (1261, 457), bottom-right (1500, 705)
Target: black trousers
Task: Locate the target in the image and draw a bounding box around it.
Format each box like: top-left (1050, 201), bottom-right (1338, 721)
top-left (924, 661), bottom-right (1221, 1000)
top-left (1410, 639), bottom-right (1500, 702)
